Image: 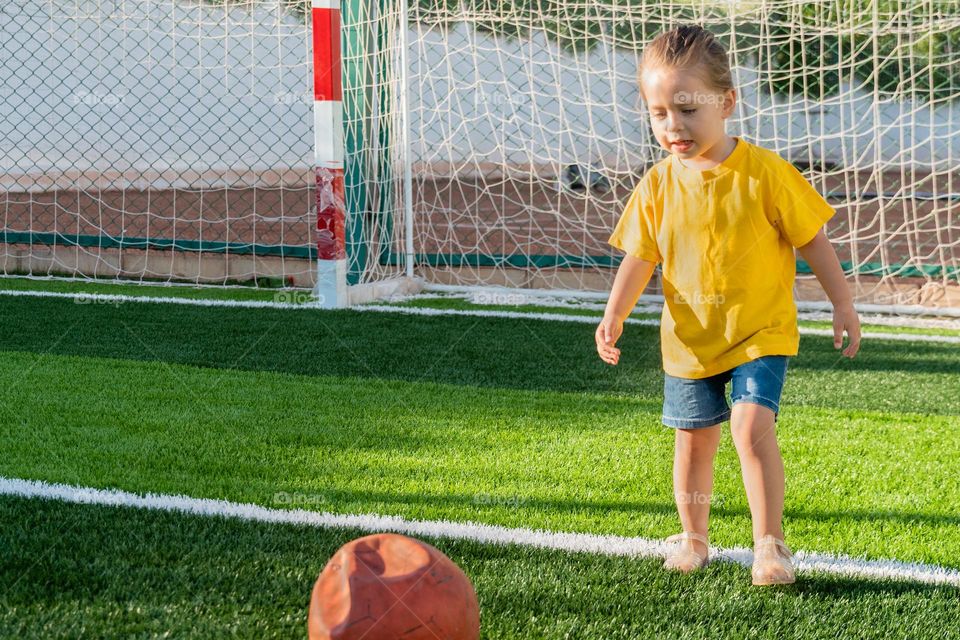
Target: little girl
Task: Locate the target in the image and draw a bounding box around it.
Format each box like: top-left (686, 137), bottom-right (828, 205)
top-left (596, 25), bottom-right (862, 586)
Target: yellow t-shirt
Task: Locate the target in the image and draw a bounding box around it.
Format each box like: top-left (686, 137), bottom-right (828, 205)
top-left (608, 136), bottom-right (835, 379)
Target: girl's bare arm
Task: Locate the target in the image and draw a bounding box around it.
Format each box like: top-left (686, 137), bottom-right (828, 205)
top-left (796, 229), bottom-right (861, 358)
top-left (596, 255), bottom-right (657, 365)
top-left (605, 255), bottom-right (657, 322)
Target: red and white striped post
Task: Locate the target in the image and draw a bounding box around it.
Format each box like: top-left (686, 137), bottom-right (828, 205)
top-left (312, 0), bottom-right (347, 307)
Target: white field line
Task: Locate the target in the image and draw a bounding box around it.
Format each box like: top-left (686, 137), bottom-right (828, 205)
top-left (353, 304), bottom-right (960, 345)
top-left (453, 296), bottom-right (960, 331)
top-left (0, 288), bottom-right (315, 309)
top-left (2, 477), bottom-right (958, 588)
top-left (2, 288), bottom-right (959, 344)
top-left (424, 283), bottom-right (960, 318)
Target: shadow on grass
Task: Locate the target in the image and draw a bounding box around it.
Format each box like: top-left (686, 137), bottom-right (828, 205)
top-left (0, 299), bottom-right (957, 415)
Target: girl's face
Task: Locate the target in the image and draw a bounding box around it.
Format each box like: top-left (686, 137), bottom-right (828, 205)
top-left (640, 65), bottom-right (736, 164)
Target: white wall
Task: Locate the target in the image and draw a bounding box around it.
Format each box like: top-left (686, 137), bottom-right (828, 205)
top-left (1, 3), bottom-right (956, 192)
top-left (0, 0), bottom-right (313, 189)
top-left (407, 20), bottom-right (960, 175)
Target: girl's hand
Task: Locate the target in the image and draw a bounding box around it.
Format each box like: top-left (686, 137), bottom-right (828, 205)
top-left (833, 303), bottom-right (861, 358)
top-left (595, 315), bottom-right (624, 365)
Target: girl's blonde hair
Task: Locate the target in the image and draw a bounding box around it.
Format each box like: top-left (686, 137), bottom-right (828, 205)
top-left (638, 24), bottom-right (733, 98)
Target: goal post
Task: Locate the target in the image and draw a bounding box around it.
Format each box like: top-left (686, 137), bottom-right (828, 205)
top-left (312, 0), bottom-right (348, 307)
top-left (313, 0), bottom-right (422, 307)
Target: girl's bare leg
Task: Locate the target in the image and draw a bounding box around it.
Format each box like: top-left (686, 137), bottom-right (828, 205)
top-left (672, 423), bottom-right (723, 558)
top-left (729, 403), bottom-right (785, 541)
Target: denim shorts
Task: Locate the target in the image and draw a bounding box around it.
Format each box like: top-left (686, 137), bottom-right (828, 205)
top-left (662, 355), bottom-right (789, 429)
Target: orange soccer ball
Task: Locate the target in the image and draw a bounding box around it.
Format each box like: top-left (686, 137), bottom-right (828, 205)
top-left (308, 532), bottom-right (481, 640)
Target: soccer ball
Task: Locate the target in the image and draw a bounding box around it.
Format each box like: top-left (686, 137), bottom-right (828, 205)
top-left (308, 532), bottom-right (481, 640)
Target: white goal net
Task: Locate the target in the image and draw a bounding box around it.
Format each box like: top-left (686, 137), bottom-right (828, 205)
top-left (1, 0), bottom-right (958, 309)
top-left (397, 0), bottom-right (960, 309)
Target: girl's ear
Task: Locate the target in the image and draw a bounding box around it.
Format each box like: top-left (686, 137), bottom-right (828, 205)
top-left (721, 88), bottom-right (737, 118)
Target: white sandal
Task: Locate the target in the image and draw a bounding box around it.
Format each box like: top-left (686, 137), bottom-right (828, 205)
top-left (663, 531), bottom-right (710, 573)
top-left (752, 534), bottom-right (796, 585)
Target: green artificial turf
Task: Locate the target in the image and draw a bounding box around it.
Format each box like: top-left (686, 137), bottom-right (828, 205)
top-left (0, 295), bottom-right (956, 415)
top-left (0, 294), bottom-right (958, 638)
top-left (0, 344), bottom-right (957, 567)
top-left (2, 495), bottom-right (958, 640)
